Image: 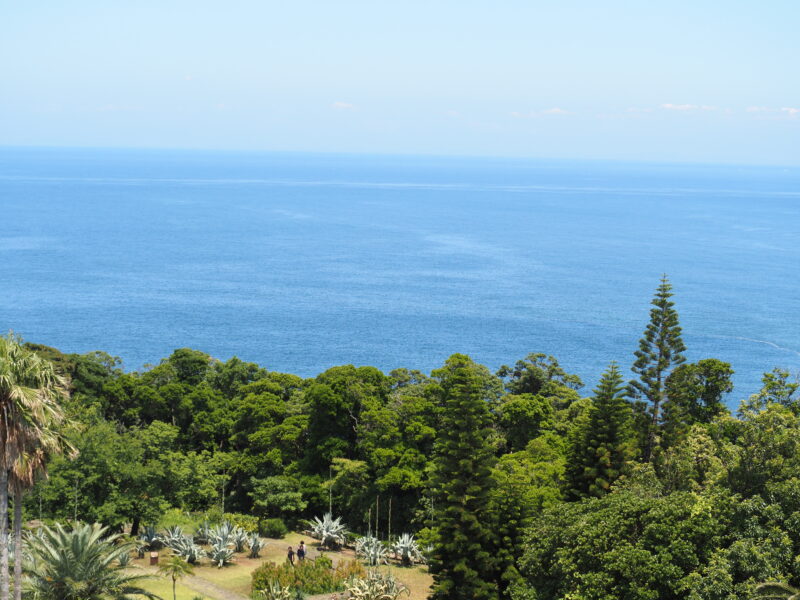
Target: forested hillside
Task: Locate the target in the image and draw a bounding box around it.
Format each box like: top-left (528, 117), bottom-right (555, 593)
top-left (20, 278), bottom-right (800, 599)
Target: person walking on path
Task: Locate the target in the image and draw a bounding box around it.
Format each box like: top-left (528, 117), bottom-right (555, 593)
top-left (287, 546), bottom-right (295, 565)
top-left (297, 541), bottom-right (306, 561)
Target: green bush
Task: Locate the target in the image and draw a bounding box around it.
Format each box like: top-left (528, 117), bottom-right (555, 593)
top-left (158, 509), bottom-right (202, 532)
top-left (251, 556), bottom-right (365, 595)
top-left (260, 518), bottom-right (288, 539)
top-left (224, 513), bottom-right (259, 534)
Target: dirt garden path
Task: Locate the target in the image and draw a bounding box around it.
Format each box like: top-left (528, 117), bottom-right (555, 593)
top-left (182, 576), bottom-right (250, 600)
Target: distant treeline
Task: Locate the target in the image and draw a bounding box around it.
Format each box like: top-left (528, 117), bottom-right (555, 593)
top-left (23, 276), bottom-right (800, 599)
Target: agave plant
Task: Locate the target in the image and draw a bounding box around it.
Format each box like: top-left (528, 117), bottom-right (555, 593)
top-left (311, 512), bottom-right (347, 550)
top-left (257, 581), bottom-right (293, 600)
top-left (755, 582), bottom-right (800, 599)
top-left (355, 536), bottom-right (387, 566)
top-left (117, 550), bottom-right (133, 567)
top-left (231, 527), bottom-right (249, 553)
top-left (344, 572), bottom-right (409, 600)
top-left (390, 534), bottom-right (424, 566)
top-left (194, 519), bottom-right (212, 544)
top-left (209, 520), bottom-right (236, 544)
top-left (168, 535), bottom-right (205, 564)
top-left (207, 540), bottom-right (235, 568)
top-left (248, 534), bottom-right (264, 559)
top-left (139, 525), bottom-right (163, 550)
top-left (26, 523), bottom-right (158, 600)
top-left (162, 525), bottom-right (184, 547)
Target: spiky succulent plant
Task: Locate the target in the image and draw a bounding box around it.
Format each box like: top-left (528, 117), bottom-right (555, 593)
top-left (162, 525), bottom-right (184, 547)
top-left (390, 534), bottom-right (424, 566)
top-left (231, 527), bottom-right (249, 553)
top-left (344, 572), bottom-right (409, 600)
top-left (168, 535), bottom-right (205, 564)
top-left (207, 542), bottom-right (235, 568)
top-left (193, 520), bottom-right (212, 545)
top-left (311, 512), bottom-right (347, 550)
top-left (355, 536), bottom-right (387, 566)
top-left (139, 525), bottom-right (163, 550)
top-left (257, 581), bottom-right (293, 600)
top-left (248, 534), bottom-right (264, 559)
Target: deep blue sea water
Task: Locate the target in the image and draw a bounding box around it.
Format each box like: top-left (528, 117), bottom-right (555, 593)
top-left (1, 147), bottom-right (799, 403)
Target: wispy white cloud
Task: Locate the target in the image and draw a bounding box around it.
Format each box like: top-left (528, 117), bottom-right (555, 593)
top-left (781, 107), bottom-right (799, 117)
top-left (510, 107), bottom-right (571, 118)
top-left (661, 103), bottom-right (717, 111)
top-left (332, 101), bottom-right (355, 110)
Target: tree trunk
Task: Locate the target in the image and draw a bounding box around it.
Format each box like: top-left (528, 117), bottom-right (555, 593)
top-left (1, 468), bottom-right (10, 600)
top-left (131, 515), bottom-right (141, 537)
top-left (13, 488), bottom-right (22, 600)
top-left (172, 576), bottom-right (177, 600)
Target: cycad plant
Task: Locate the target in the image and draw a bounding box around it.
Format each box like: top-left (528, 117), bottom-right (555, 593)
top-left (25, 522), bottom-right (157, 600)
top-left (354, 536), bottom-right (387, 566)
top-left (311, 513), bottom-right (347, 550)
top-left (248, 534), bottom-right (264, 559)
top-left (390, 534), bottom-right (423, 566)
top-left (755, 582), bottom-right (800, 599)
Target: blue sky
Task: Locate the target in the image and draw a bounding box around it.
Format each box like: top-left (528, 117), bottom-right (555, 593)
top-left (2, 1), bottom-right (799, 164)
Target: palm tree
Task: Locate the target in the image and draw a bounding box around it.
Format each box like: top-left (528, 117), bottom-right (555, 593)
top-left (11, 427), bottom-right (74, 600)
top-left (157, 555), bottom-right (194, 600)
top-left (0, 334), bottom-right (72, 600)
top-left (755, 582), bottom-right (800, 599)
top-left (25, 522), bottom-right (158, 600)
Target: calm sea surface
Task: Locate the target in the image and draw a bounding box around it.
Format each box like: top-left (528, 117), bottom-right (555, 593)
top-left (2, 147), bottom-right (799, 403)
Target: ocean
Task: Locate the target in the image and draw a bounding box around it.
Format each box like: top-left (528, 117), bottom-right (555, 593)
top-left (2, 147), bottom-right (799, 403)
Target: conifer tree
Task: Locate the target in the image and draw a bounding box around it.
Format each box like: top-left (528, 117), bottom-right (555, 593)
top-left (428, 354), bottom-right (499, 600)
top-left (566, 363), bottom-right (635, 498)
top-left (629, 276), bottom-right (686, 462)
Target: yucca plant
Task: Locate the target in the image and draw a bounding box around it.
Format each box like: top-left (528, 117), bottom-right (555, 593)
top-left (248, 534), bottom-right (264, 559)
top-left (25, 522), bottom-right (158, 600)
top-left (755, 582), bottom-right (800, 599)
top-left (390, 534), bottom-right (423, 566)
top-left (311, 513), bottom-right (347, 550)
top-left (231, 527), bottom-right (249, 553)
top-left (257, 581), bottom-right (293, 600)
top-left (344, 572), bottom-right (409, 600)
top-left (139, 525), bottom-right (163, 550)
top-left (207, 542), bottom-right (235, 568)
top-left (168, 535), bottom-right (205, 565)
top-left (355, 536), bottom-right (387, 566)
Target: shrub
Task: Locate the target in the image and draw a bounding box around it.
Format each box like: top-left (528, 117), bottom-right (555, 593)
top-left (224, 513), bottom-right (259, 534)
top-left (251, 556), bottom-right (363, 595)
top-left (261, 518), bottom-right (288, 539)
top-left (158, 509), bottom-right (202, 533)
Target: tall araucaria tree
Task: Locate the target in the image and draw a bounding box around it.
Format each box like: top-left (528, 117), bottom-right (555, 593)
top-left (628, 276), bottom-right (686, 462)
top-left (0, 334), bottom-right (72, 600)
top-left (428, 354), bottom-right (499, 600)
top-left (566, 362), bottom-right (635, 498)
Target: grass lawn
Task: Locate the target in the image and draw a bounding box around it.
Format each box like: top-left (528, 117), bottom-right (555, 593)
top-left (131, 533), bottom-right (432, 600)
top-left (136, 575), bottom-right (200, 600)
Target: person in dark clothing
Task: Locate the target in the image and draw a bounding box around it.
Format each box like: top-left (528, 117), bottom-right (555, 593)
top-left (297, 540), bottom-right (306, 561)
top-left (287, 546), bottom-right (295, 565)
